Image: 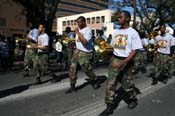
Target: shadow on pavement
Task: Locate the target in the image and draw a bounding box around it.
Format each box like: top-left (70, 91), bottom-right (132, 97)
top-left (0, 76), bottom-right (57, 98)
top-left (76, 75), bottom-right (107, 91)
top-left (0, 84), bottom-right (32, 98)
top-left (51, 73), bottom-right (69, 83)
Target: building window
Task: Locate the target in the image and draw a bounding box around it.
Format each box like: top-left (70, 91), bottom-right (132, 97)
top-left (96, 17), bottom-right (100, 23)
top-left (71, 20), bottom-right (73, 25)
top-left (67, 20), bottom-right (70, 26)
top-left (74, 20), bottom-right (77, 25)
top-left (63, 21), bottom-right (66, 26)
top-left (87, 18), bottom-right (90, 24)
top-left (101, 16), bottom-right (105, 23)
top-left (92, 17), bottom-right (95, 24)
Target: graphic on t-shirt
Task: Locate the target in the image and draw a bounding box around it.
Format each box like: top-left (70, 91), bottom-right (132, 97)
top-left (114, 34), bottom-right (128, 50)
top-left (157, 40), bottom-right (167, 48)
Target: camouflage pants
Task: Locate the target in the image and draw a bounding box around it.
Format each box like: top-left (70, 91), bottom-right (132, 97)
top-left (33, 54), bottom-right (48, 77)
top-left (133, 51), bottom-right (147, 72)
top-left (105, 56), bottom-right (135, 104)
top-left (69, 49), bottom-right (96, 84)
top-left (154, 53), bottom-right (170, 79)
top-left (24, 48), bottom-right (37, 69)
top-left (67, 48), bottom-right (74, 67)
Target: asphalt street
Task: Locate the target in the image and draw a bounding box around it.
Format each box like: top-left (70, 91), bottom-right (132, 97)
top-left (111, 79), bottom-right (175, 116)
top-left (0, 64), bottom-right (175, 116)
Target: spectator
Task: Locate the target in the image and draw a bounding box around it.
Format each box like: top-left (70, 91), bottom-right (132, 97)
top-left (0, 38), bottom-right (10, 71)
top-left (65, 27), bottom-right (75, 39)
top-left (107, 34), bottom-right (112, 44)
top-left (54, 37), bottom-right (63, 65)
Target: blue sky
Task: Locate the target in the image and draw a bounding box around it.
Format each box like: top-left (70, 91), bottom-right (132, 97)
top-left (109, 0), bottom-right (134, 14)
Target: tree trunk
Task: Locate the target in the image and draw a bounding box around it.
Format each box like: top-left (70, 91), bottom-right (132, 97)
top-left (131, 0), bottom-right (137, 29)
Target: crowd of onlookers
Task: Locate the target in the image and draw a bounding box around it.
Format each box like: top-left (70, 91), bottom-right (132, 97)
top-left (0, 32), bottom-right (16, 71)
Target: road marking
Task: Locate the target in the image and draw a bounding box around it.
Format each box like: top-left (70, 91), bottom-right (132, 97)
top-left (61, 78), bottom-right (175, 116)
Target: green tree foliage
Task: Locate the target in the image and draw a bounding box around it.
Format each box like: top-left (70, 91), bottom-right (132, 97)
top-left (12, 0), bottom-right (60, 35)
top-left (110, 0), bottom-right (175, 34)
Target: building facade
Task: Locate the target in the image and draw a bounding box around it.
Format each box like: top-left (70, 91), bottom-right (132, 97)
top-left (57, 9), bottom-right (115, 37)
top-left (57, 9), bottom-right (141, 37)
top-left (0, 0), bottom-right (26, 36)
top-left (53, 0), bottom-right (109, 32)
top-left (0, 0), bottom-right (109, 36)
top-left (56, 0), bottom-right (109, 17)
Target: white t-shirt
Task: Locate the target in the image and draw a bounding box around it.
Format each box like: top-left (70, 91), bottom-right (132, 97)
top-left (155, 33), bottom-right (175, 54)
top-left (110, 27), bottom-right (143, 57)
top-left (148, 38), bottom-right (155, 44)
top-left (55, 41), bottom-right (62, 52)
top-left (140, 38), bottom-right (148, 51)
top-left (142, 38), bottom-right (149, 47)
top-left (38, 33), bottom-right (49, 52)
top-left (75, 27), bottom-right (93, 52)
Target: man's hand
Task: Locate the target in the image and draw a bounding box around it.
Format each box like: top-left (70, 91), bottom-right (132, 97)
top-left (113, 60), bottom-right (127, 70)
top-left (31, 44), bottom-right (38, 49)
top-left (38, 46), bottom-right (48, 50)
top-left (74, 27), bottom-right (88, 44)
top-left (74, 27), bottom-right (79, 33)
top-left (26, 35), bottom-right (32, 40)
top-left (168, 56), bottom-right (172, 60)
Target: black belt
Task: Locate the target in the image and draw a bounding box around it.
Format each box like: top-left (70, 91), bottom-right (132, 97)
top-left (113, 55), bottom-right (126, 60)
top-left (157, 52), bottom-right (169, 56)
top-left (38, 52), bottom-right (48, 56)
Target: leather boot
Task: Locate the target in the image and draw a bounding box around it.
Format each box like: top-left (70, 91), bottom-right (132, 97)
top-left (117, 87), bottom-right (138, 110)
top-left (113, 87), bottom-right (128, 109)
top-left (162, 75), bottom-right (168, 84)
top-left (23, 70), bottom-right (29, 77)
top-left (65, 83), bottom-right (76, 94)
top-left (99, 103), bottom-right (114, 116)
top-left (34, 74), bottom-right (42, 85)
top-left (91, 79), bottom-right (101, 89)
top-left (151, 78), bottom-right (158, 85)
top-left (127, 97), bottom-right (138, 110)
